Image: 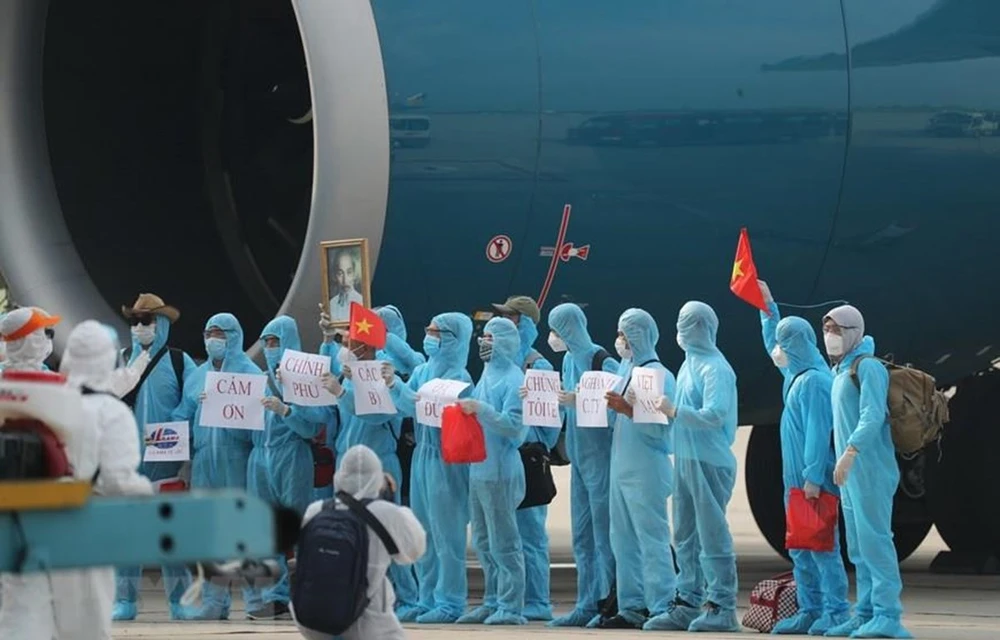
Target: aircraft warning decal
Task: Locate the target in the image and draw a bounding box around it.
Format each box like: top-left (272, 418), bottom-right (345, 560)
top-left (487, 235), bottom-right (513, 263)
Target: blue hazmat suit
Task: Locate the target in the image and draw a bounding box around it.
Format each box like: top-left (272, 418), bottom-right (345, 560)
top-left (114, 316), bottom-right (197, 620)
top-left (389, 312), bottom-right (474, 623)
top-left (663, 301), bottom-right (740, 633)
top-left (377, 305), bottom-right (426, 377)
top-left (512, 314), bottom-right (558, 622)
top-left (761, 303), bottom-right (850, 635)
top-left (456, 317), bottom-right (528, 626)
top-left (247, 316), bottom-right (327, 610)
top-left (546, 303), bottom-right (619, 627)
top-left (824, 305), bottom-right (911, 640)
top-left (335, 361), bottom-right (421, 615)
top-left (171, 313), bottom-right (260, 619)
top-left (607, 309), bottom-right (677, 626)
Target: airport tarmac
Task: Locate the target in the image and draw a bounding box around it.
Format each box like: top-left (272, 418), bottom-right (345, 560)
top-left (111, 430), bottom-right (999, 639)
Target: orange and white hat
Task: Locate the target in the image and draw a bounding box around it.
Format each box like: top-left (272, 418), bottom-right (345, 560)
top-left (1, 307), bottom-right (61, 342)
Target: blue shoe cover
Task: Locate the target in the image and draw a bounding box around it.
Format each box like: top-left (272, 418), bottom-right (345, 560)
top-left (850, 616), bottom-right (913, 639)
top-left (112, 601), bottom-right (137, 621)
top-left (774, 611), bottom-right (821, 634)
top-left (169, 604), bottom-right (205, 621)
top-left (644, 602), bottom-right (701, 631)
top-left (396, 605), bottom-right (425, 622)
top-left (585, 613), bottom-right (603, 628)
top-left (689, 607), bottom-right (741, 633)
top-left (523, 603), bottom-right (553, 621)
top-left (548, 608), bottom-right (598, 627)
top-left (456, 606), bottom-right (494, 624)
top-left (810, 612), bottom-right (850, 636)
top-left (182, 605), bottom-right (229, 621)
top-left (416, 608), bottom-right (461, 624)
top-left (484, 609), bottom-right (528, 625)
top-left (825, 616), bottom-right (870, 637)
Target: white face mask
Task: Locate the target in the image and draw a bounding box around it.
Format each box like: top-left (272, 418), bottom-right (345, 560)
top-left (771, 344), bottom-right (789, 369)
top-left (337, 345), bottom-right (359, 364)
top-left (547, 333), bottom-right (567, 353)
top-left (824, 333), bottom-right (844, 357)
top-left (676, 333), bottom-right (687, 351)
top-left (615, 336), bottom-right (632, 360)
top-left (131, 324), bottom-right (156, 347)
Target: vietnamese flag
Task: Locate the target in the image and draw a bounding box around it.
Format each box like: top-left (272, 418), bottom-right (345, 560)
top-left (730, 228), bottom-right (769, 314)
top-left (348, 302), bottom-right (387, 349)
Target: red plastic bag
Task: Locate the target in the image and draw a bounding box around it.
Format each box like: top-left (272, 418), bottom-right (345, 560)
top-left (785, 488), bottom-right (839, 552)
top-left (441, 404), bottom-right (487, 464)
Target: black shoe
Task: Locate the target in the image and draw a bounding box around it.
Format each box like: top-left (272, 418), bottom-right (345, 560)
top-left (247, 601), bottom-right (291, 621)
top-left (597, 610), bottom-right (647, 630)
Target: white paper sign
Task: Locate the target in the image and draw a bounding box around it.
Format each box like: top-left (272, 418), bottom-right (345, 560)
top-left (576, 371), bottom-right (624, 428)
top-left (143, 421), bottom-right (190, 462)
top-left (415, 378), bottom-right (471, 427)
top-left (200, 372), bottom-right (267, 430)
top-left (522, 370), bottom-right (562, 428)
top-left (630, 366), bottom-right (669, 424)
top-left (352, 360), bottom-right (397, 416)
top-left (279, 349), bottom-right (338, 406)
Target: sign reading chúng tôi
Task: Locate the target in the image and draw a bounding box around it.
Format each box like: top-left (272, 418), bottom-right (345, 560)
top-left (522, 369), bottom-right (561, 428)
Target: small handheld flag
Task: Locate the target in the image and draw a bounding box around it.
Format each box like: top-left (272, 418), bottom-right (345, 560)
top-left (730, 228), bottom-right (769, 314)
top-left (348, 302), bottom-right (387, 349)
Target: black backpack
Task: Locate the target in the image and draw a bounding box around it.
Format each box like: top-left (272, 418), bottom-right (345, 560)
top-left (549, 348), bottom-right (613, 467)
top-left (291, 490), bottom-right (400, 635)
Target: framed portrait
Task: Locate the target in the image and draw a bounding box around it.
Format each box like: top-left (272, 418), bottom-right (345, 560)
top-left (320, 238), bottom-right (372, 327)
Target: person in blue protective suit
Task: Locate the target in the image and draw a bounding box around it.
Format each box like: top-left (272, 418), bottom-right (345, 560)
top-left (644, 301), bottom-right (741, 633)
top-left (821, 305), bottom-right (912, 640)
top-left (246, 315), bottom-right (328, 620)
top-left (758, 282), bottom-right (850, 635)
top-left (319, 336), bottom-right (422, 620)
top-left (385, 312), bottom-right (474, 623)
top-left (376, 305), bottom-right (426, 378)
top-left (453, 317), bottom-right (528, 626)
top-left (594, 308), bottom-right (678, 630)
top-left (113, 295), bottom-right (200, 622)
top-left (499, 296), bottom-right (558, 622)
top-left (170, 313), bottom-right (260, 621)
top-left (544, 303), bottom-right (619, 628)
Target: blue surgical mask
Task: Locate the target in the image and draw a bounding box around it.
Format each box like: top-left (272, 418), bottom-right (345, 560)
top-left (264, 347), bottom-right (281, 368)
top-left (205, 338), bottom-right (227, 360)
top-left (423, 336), bottom-right (441, 357)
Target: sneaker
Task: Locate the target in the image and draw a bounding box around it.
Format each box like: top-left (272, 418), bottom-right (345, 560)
top-left (247, 601), bottom-right (291, 620)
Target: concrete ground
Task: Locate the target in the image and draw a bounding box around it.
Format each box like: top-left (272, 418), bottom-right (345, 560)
top-left (112, 430), bottom-right (999, 639)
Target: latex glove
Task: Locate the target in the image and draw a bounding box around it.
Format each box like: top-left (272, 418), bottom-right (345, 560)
top-left (758, 279), bottom-right (774, 305)
top-left (655, 395), bottom-right (676, 418)
top-left (380, 362), bottom-right (396, 387)
top-left (557, 390), bottom-right (575, 407)
top-left (274, 368), bottom-right (282, 383)
top-left (834, 448), bottom-right (857, 486)
top-left (198, 392), bottom-right (207, 404)
top-left (342, 364), bottom-right (353, 380)
top-left (458, 399), bottom-right (480, 415)
top-left (320, 373), bottom-right (343, 397)
top-left (803, 481), bottom-right (821, 500)
top-left (262, 396), bottom-right (290, 417)
top-left (518, 387), bottom-right (528, 399)
top-left (318, 303), bottom-right (338, 337)
top-left (624, 388), bottom-right (637, 406)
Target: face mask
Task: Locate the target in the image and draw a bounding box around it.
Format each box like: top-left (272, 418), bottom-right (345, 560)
top-left (548, 333), bottom-right (567, 353)
top-left (337, 346), bottom-right (358, 364)
top-left (614, 336), bottom-right (632, 360)
top-left (771, 345), bottom-right (789, 369)
top-left (423, 336), bottom-right (440, 357)
top-left (264, 347), bottom-right (281, 367)
top-left (676, 333), bottom-right (688, 352)
top-left (479, 339), bottom-right (493, 363)
top-left (205, 338), bottom-right (227, 360)
top-left (824, 333), bottom-right (844, 357)
top-left (131, 324), bottom-right (156, 347)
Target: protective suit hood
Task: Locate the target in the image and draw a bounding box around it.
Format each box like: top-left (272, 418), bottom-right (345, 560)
top-left (548, 303), bottom-right (595, 372)
top-left (483, 317), bottom-right (520, 372)
top-left (429, 312), bottom-right (472, 379)
top-left (377, 305), bottom-right (407, 341)
top-left (61, 321), bottom-right (118, 390)
top-left (775, 316), bottom-right (828, 376)
top-left (823, 304), bottom-right (865, 358)
top-left (259, 315), bottom-right (302, 376)
top-left (516, 315), bottom-right (539, 365)
top-left (205, 313), bottom-right (255, 371)
top-left (618, 308), bottom-right (659, 364)
top-left (335, 445), bottom-right (385, 500)
top-left (677, 301), bottom-right (720, 356)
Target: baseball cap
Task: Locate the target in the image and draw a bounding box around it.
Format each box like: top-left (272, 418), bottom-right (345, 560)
top-left (491, 296), bottom-right (540, 325)
top-left (1, 307), bottom-right (61, 342)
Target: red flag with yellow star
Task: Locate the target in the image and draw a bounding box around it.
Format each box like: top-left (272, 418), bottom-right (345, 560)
top-left (348, 302), bottom-right (387, 349)
top-left (730, 228), bottom-right (769, 313)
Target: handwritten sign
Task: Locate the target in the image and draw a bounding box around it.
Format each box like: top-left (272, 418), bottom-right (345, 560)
top-left (279, 349), bottom-right (338, 406)
top-left (576, 371), bottom-right (623, 428)
top-left (415, 378), bottom-right (470, 427)
top-left (630, 366), bottom-right (669, 424)
top-left (352, 360), bottom-right (397, 416)
top-left (143, 421), bottom-right (190, 462)
top-left (200, 372), bottom-right (267, 430)
top-left (522, 370), bottom-right (561, 428)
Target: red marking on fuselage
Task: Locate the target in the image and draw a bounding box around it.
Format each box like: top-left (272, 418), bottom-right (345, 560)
top-left (537, 204), bottom-right (572, 309)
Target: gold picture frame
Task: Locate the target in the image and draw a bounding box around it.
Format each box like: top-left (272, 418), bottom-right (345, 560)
top-left (320, 238), bottom-right (372, 327)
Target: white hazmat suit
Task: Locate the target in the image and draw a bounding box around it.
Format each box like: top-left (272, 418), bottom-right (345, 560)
top-left (295, 445), bottom-right (426, 640)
